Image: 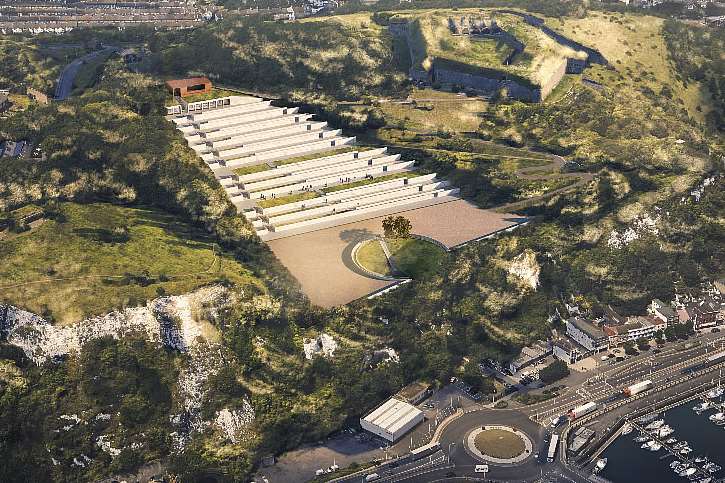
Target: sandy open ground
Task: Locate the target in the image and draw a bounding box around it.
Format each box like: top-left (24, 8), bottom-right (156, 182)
top-left (267, 199), bottom-right (525, 307)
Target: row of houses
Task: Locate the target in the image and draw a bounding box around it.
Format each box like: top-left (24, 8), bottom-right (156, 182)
top-left (511, 284), bottom-right (725, 373)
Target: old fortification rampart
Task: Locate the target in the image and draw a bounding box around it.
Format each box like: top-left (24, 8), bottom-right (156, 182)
top-left (388, 10), bottom-right (607, 103)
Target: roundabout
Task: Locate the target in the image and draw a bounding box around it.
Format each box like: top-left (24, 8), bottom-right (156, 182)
top-left (434, 409), bottom-right (547, 481)
top-left (466, 425), bottom-right (533, 464)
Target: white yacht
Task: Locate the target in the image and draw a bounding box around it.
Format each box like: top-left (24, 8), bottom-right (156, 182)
top-left (706, 387), bottom-right (724, 399)
top-left (708, 412), bottom-right (725, 422)
top-left (594, 458), bottom-right (607, 473)
top-left (645, 419), bottom-right (665, 430)
top-left (648, 442), bottom-right (662, 452)
top-left (693, 401), bottom-right (713, 413)
top-left (621, 423), bottom-right (633, 435)
top-left (665, 437), bottom-right (678, 444)
top-left (658, 425), bottom-right (675, 437)
top-left (679, 467), bottom-right (697, 477)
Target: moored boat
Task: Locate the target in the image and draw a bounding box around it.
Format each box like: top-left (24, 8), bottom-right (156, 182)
top-left (708, 412), bottom-right (724, 422)
top-left (646, 419), bottom-right (666, 430)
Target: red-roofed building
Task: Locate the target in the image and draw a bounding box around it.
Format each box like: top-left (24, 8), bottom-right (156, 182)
top-left (165, 77), bottom-right (212, 98)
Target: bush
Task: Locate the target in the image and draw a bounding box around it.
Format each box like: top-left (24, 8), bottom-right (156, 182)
top-left (538, 360), bottom-right (570, 385)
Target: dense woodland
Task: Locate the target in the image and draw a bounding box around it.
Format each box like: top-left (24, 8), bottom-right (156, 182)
top-left (0, 5), bottom-right (723, 482)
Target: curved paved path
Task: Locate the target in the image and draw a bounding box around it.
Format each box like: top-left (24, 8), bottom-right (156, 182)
top-left (54, 46), bottom-right (118, 100)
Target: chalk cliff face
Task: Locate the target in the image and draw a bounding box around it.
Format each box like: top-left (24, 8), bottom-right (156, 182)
top-left (507, 249), bottom-right (541, 291)
top-left (0, 285), bottom-right (255, 448)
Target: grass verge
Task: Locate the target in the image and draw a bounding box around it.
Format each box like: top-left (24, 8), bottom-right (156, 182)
top-left (258, 191), bottom-right (318, 209)
top-left (321, 171), bottom-right (413, 194)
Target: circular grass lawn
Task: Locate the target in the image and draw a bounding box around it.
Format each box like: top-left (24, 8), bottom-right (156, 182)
top-left (473, 428), bottom-right (526, 459)
top-left (355, 237), bottom-right (446, 279)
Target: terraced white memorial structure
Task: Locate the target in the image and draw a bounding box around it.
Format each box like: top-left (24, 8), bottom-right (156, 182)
top-left (170, 95), bottom-right (525, 306)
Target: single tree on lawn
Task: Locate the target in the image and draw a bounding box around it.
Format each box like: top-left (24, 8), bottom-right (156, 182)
top-left (382, 215), bottom-right (412, 238)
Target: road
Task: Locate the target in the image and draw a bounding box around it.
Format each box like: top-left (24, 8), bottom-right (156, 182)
top-left (521, 334), bottom-right (725, 426)
top-left (329, 334), bottom-right (725, 483)
top-left (54, 46), bottom-right (117, 100)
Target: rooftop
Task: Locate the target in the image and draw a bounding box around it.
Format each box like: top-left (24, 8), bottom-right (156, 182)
top-left (396, 381), bottom-right (430, 402)
top-left (362, 398), bottom-right (423, 434)
top-left (553, 337), bottom-right (585, 353)
top-left (606, 316), bottom-right (659, 335)
top-left (568, 316), bottom-right (606, 340)
top-left (651, 299), bottom-right (676, 319)
top-left (165, 77), bottom-right (211, 90)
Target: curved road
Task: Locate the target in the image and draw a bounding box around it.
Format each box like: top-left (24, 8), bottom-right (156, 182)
top-left (54, 46), bottom-right (117, 100)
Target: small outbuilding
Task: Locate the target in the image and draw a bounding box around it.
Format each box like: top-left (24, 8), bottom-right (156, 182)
top-left (360, 397), bottom-right (424, 442)
top-left (165, 77), bottom-right (212, 98)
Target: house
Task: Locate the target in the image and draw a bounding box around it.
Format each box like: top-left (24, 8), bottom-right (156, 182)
top-left (552, 338), bottom-right (587, 365)
top-left (566, 317), bottom-right (609, 352)
top-left (684, 297), bottom-right (724, 329)
top-left (603, 316), bottom-right (665, 345)
top-left (165, 77), bottom-right (212, 98)
top-left (649, 299), bottom-right (677, 325)
top-left (1, 140), bottom-right (27, 158)
top-left (509, 340), bottom-right (551, 374)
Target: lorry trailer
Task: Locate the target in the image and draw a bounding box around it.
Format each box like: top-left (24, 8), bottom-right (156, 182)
top-left (623, 380), bottom-right (654, 397)
top-left (568, 402), bottom-right (598, 419)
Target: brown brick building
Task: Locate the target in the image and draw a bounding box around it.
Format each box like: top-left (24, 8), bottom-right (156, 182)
top-left (165, 77), bottom-right (212, 98)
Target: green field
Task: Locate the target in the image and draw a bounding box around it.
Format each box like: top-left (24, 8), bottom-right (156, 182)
top-left (474, 429), bottom-right (526, 458)
top-left (356, 237), bottom-right (446, 279)
top-left (0, 202), bottom-right (256, 324)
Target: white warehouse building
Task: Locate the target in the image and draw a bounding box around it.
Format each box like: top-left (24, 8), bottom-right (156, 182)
top-left (360, 398), bottom-right (424, 442)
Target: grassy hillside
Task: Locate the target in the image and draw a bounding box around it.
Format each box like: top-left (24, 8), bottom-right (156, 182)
top-left (0, 39), bottom-right (75, 93)
top-left (548, 11), bottom-right (710, 122)
top-left (153, 13), bottom-right (407, 101)
top-left (0, 202), bottom-right (258, 324)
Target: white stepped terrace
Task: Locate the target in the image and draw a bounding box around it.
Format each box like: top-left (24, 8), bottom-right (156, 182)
top-left (221, 137), bottom-right (356, 168)
top-left (168, 94), bottom-right (461, 239)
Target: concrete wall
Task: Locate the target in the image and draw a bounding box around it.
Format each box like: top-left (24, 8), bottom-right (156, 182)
top-left (433, 66), bottom-right (541, 102)
top-left (218, 129), bottom-right (342, 160)
top-left (223, 137), bottom-right (356, 168)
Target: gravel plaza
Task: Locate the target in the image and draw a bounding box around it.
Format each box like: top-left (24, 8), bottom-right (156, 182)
top-left (267, 199), bottom-right (526, 307)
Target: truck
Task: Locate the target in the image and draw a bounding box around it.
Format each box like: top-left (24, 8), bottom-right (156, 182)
top-left (568, 402), bottom-right (598, 420)
top-left (623, 380), bottom-right (653, 397)
top-left (547, 434), bottom-right (559, 462)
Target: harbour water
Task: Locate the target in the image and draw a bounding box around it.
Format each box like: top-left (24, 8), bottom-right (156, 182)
top-left (600, 399), bottom-right (725, 483)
